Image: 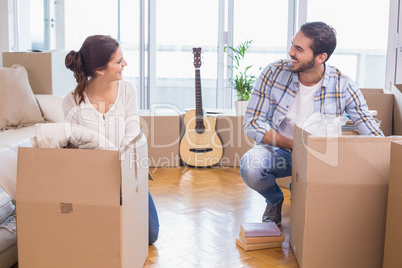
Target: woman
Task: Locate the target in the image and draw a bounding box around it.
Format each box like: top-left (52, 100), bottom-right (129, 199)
top-left (62, 35), bottom-right (159, 245)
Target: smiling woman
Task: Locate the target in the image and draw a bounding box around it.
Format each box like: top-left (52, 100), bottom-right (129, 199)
top-left (62, 34), bottom-right (160, 245)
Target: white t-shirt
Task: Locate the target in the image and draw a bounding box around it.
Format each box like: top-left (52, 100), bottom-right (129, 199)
top-left (62, 80), bottom-right (141, 150)
top-left (278, 77), bottom-right (323, 139)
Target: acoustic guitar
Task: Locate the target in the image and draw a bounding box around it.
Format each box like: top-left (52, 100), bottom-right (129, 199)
top-left (179, 47), bottom-right (223, 167)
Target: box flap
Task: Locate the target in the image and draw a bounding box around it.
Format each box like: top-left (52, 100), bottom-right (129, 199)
top-left (120, 134), bottom-right (148, 199)
top-left (394, 84), bottom-right (402, 94)
top-left (361, 91), bottom-right (394, 136)
top-left (120, 133), bottom-right (149, 267)
top-left (389, 141), bottom-right (402, 194)
top-left (290, 126), bottom-right (309, 264)
top-left (294, 125), bottom-right (399, 185)
top-left (360, 88), bottom-right (384, 94)
top-left (17, 147), bottom-right (121, 205)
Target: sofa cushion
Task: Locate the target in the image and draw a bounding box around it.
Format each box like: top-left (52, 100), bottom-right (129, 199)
top-left (0, 130), bottom-right (33, 200)
top-left (0, 214), bottom-right (17, 268)
top-left (0, 64), bottom-right (45, 130)
top-left (35, 94), bottom-right (65, 123)
top-left (0, 189), bottom-right (14, 223)
top-left (0, 125), bottom-right (35, 148)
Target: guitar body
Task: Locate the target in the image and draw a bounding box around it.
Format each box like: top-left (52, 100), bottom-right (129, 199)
top-left (180, 109), bottom-right (223, 167)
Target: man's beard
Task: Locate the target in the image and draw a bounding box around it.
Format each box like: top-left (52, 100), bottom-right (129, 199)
top-left (291, 56), bottom-right (316, 73)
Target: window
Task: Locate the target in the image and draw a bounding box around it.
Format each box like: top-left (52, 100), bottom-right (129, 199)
top-left (232, 0), bottom-right (289, 76)
top-left (64, 0), bottom-right (118, 50)
top-left (306, 0), bottom-right (391, 89)
top-left (14, 0), bottom-right (396, 106)
top-left (30, 0), bottom-right (46, 51)
top-left (118, 0), bottom-right (142, 106)
top-left (154, 0), bottom-right (219, 110)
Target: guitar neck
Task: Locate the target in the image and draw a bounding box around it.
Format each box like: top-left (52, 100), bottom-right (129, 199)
top-left (195, 68), bottom-right (203, 120)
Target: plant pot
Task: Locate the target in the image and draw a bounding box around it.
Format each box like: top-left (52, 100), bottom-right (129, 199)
top-left (234, 100), bottom-right (249, 116)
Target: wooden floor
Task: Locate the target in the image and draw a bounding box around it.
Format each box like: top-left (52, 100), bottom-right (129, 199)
top-left (144, 167), bottom-right (298, 268)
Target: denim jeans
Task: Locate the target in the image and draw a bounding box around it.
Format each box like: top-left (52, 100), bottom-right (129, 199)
top-left (240, 145), bottom-right (292, 206)
top-left (148, 191), bottom-right (159, 245)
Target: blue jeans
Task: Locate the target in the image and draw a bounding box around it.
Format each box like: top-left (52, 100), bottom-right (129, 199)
top-left (240, 145), bottom-right (292, 206)
top-left (148, 191), bottom-right (159, 245)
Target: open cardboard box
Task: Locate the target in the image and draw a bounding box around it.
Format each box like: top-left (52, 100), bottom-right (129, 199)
top-left (2, 51), bottom-right (75, 96)
top-left (360, 88), bottom-right (394, 136)
top-left (383, 140), bottom-right (402, 267)
top-left (140, 109), bottom-right (182, 167)
top-left (16, 135), bottom-right (149, 268)
top-left (215, 115), bottom-right (254, 167)
top-left (290, 125), bottom-right (401, 268)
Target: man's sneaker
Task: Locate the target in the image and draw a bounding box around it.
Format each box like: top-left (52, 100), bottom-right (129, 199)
top-left (262, 198), bottom-right (284, 226)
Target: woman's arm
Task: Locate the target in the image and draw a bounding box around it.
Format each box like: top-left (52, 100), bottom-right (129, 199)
top-left (120, 82), bottom-right (142, 149)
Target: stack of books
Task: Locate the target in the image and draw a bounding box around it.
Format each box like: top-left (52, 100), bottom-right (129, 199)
top-left (342, 110), bottom-right (381, 134)
top-left (236, 222), bottom-right (285, 251)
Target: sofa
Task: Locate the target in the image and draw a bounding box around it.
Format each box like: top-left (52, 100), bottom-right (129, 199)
top-left (0, 64), bottom-right (64, 267)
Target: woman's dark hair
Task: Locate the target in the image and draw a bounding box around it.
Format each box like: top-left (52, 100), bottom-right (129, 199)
top-left (65, 35), bottom-right (120, 104)
top-left (299, 21), bottom-right (337, 63)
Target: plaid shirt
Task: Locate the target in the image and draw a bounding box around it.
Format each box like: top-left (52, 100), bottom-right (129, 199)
top-left (244, 59), bottom-right (384, 144)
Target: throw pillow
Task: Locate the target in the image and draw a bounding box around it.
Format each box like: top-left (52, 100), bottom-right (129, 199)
top-left (0, 64), bottom-right (45, 130)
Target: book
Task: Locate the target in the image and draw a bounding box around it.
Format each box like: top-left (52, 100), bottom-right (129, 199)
top-left (240, 222), bottom-right (281, 237)
top-left (235, 237), bottom-right (283, 251)
top-left (239, 231), bottom-right (285, 244)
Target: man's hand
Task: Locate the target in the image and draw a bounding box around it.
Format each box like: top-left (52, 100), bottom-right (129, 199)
top-left (262, 129), bottom-right (293, 150)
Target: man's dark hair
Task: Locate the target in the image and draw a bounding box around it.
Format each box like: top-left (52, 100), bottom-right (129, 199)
top-left (300, 21), bottom-right (337, 62)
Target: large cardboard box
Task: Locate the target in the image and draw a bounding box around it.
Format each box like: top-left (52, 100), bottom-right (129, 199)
top-left (2, 51), bottom-right (76, 95)
top-left (290, 125), bottom-right (400, 268)
top-left (16, 136), bottom-right (149, 267)
top-left (383, 140), bottom-right (402, 267)
top-left (140, 109), bottom-right (182, 167)
top-left (360, 88), bottom-right (394, 136)
top-left (215, 115), bottom-right (254, 167)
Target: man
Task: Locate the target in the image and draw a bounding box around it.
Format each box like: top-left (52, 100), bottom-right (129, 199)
top-left (240, 21), bottom-right (383, 226)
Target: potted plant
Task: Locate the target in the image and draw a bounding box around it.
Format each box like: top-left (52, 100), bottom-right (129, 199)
top-left (225, 40), bottom-right (256, 115)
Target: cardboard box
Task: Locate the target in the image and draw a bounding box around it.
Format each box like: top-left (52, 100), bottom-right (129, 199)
top-left (392, 84), bottom-right (402, 135)
top-left (277, 176), bottom-right (291, 189)
top-left (215, 115), bottom-right (254, 167)
top-left (140, 109), bottom-right (182, 167)
top-left (290, 125), bottom-right (401, 268)
top-left (16, 136), bottom-right (149, 267)
top-left (2, 51), bottom-right (76, 95)
top-left (383, 140), bottom-right (402, 268)
top-left (360, 88), bottom-right (394, 136)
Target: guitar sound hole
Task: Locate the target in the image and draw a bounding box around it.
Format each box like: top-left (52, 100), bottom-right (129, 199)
top-left (195, 124), bottom-right (205, 134)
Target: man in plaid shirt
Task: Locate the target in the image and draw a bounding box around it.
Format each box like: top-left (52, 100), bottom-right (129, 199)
top-left (240, 21), bottom-right (383, 226)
